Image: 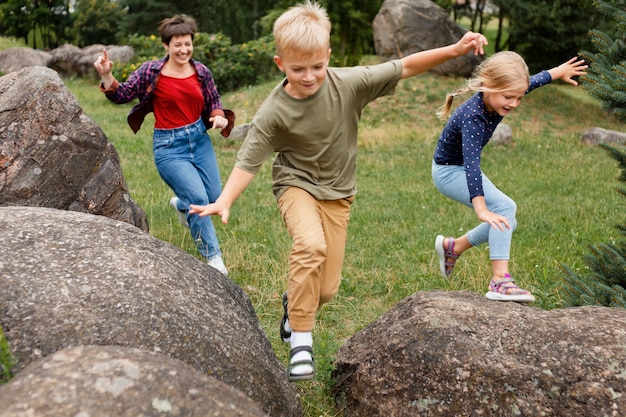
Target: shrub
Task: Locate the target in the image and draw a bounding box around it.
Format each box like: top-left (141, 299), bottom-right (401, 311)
top-left (112, 33), bottom-right (279, 93)
top-left (561, 144), bottom-right (626, 308)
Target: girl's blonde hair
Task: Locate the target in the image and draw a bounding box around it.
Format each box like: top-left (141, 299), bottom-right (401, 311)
top-left (436, 51), bottom-right (530, 119)
top-left (273, 0), bottom-right (331, 58)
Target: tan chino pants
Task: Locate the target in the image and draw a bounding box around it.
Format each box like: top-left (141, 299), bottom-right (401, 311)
top-left (278, 187), bottom-right (353, 332)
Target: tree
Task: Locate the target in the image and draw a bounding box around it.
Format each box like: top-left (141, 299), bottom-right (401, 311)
top-left (117, 0), bottom-right (181, 38)
top-left (561, 144), bottom-right (626, 309)
top-left (71, 0), bottom-right (126, 46)
top-left (0, 0), bottom-right (72, 49)
top-left (494, 0), bottom-right (597, 73)
top-left (579, 0), bottom-right (626, 122)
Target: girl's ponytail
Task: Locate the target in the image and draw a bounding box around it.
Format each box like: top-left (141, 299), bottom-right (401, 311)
top-left (436, 87), bottom-right (470, 119)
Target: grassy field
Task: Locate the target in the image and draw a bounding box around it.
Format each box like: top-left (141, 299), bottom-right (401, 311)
top-left (1, 34), bottom-right (624, 415)
top-left (63, 64), bottom-right (624, 415)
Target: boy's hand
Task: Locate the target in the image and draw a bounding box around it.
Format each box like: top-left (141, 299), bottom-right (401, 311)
top-left (457, 31), bottom-right (488, 56)
top-left (189, 201), bottom-right (231, 224)
top-left (549, 57), bottom-right (588, 86)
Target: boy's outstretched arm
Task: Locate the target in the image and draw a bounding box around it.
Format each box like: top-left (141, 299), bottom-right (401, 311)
top-left (400, 31), bottom-right (488, 80)
top-left (547, 57), bottom-right (588, 86)
top-left (189, 167), bottom-right (255, 224)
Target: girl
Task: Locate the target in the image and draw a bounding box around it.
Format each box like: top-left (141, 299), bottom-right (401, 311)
top-left (432, 51), bottom-right (587, 303)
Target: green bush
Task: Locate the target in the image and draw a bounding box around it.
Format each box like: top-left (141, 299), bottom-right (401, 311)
top-left (112, 33), bottom-right (280, 93)
top-left (0, 327), bottom-right (16, 384)
top-left (561, 144), bottom-right (626, 308)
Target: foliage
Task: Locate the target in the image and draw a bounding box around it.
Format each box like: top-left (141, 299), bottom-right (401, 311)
top-left (579, 0), bottom-right (626, 122)
top-left (117, 0), bottom-right (179, 38)
top-left (0, 327), bottom-right (16, 385)
top-left (71, 0), bottom-right (127, 47)
top-left (494, 0), bottom-right (597, 72)
top-left (112, 33), bottom-right (280, 93)
top-left (115, 0), bottom-right (278, 44)
top-left (0, 0), bottom-right (72, 49)
top-left (68, 56), bottom-right (624, 414)
top-left (561, 144), bottom-right (626, 308)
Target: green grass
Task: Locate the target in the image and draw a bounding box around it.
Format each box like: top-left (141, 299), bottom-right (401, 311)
top-left (60, 70), bottom-right (624, 415)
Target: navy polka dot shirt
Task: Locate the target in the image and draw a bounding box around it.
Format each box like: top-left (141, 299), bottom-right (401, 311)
top-left (433, 71), bottom-right (552, 200)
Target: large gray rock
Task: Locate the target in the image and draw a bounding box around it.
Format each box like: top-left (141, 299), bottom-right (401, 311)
top-left (581, 127), bottom-right (626, 146)
top-left (0, 206), bottom-right (303, 417)
top-left (0, 345), bottom-right (270, 417)
top-left (49, 43), bottom-right (135, 78)
top-left (373, 0), bottom-right (484, 76)
top-left (332, 291), bottom-right (626, 417)
top-left (0, 47), bottom-right (53, 74)
top-left (0, 66), bottom-right (148, 231)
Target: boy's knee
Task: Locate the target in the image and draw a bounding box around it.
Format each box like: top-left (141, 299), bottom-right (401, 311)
top-left (319, 286), bottom-right (339, 305)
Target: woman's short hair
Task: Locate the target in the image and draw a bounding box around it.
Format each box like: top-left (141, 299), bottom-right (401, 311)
top-left (158, 15), bottom-right (198, 45)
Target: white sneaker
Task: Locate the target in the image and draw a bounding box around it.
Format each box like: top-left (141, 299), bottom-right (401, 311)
top-left (169, 197), bottom-right (189, 229)
top-left (207, 255), bottom-right (228, 276)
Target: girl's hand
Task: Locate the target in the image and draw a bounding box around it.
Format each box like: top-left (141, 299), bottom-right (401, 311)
top-left (456, 31), bottom-right (488, 56)
top-left (476, 208), bottom-right (510, 232)
top-left (93, 49), bottom-right (113, 75)
top-left (549, 57), bottom-right (588, 86)
top-left (209, 114), bottom-right (228, 130)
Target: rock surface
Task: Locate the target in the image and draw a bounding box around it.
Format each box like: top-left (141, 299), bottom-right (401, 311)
top-left (0, 206), bottom-right (303, 417)
top-left (332, 290), bottom-right (626, 417)
top-left (373, 0), bottom-right (484, 76)
top-left (0, 345), bottom-right (270, 417)
top-left (581, 127), bottom-right (626, 146)
top-left (0, 66), bottom-right (148, 231)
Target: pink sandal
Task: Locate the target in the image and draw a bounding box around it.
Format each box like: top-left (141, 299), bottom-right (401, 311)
top-left (485, 274), bottom-right (535, 303)
top-left (435, 235), bottom-right (460, 278)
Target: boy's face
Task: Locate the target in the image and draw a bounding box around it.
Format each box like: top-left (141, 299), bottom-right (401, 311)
top-left (274, 48), bottom-right (331, 99)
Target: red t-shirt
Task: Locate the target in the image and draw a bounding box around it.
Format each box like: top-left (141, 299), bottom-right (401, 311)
top-left (153, 73), bottom-right (203, 129)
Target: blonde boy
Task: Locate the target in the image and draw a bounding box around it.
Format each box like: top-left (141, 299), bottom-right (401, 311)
top-left (191, 1), bottom-right (487, 381)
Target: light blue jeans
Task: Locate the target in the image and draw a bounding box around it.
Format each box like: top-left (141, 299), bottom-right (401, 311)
top-left (432, 161), bottom-right (516, 260)
top-left (153, 118), bottom-right (222, 259)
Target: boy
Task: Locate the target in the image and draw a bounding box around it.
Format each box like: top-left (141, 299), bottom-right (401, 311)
top-left (190, 0), bottom-right (487, 381)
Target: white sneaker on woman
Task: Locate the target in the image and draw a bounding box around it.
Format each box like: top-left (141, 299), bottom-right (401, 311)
top-left (207, 255), bottom-right (228, 276)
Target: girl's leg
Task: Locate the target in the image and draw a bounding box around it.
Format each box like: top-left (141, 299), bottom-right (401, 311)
top-left (432, 162), bottom-right (516, 276)
top-left (432, 162), bottom-right (475, 275)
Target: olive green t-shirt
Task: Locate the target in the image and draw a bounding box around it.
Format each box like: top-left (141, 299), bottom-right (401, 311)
top-left (235, 60), bottom-right (403, 201)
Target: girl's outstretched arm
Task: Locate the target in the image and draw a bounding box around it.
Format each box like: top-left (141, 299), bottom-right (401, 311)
top-left (400, 31), bottom-right (488, 80)
top-left (547, 57), bottom-right (588, 86)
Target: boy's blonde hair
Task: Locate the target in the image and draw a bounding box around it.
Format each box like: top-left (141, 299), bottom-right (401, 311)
top-left (273, 0), bottom-right (331, 58)
top-left (437, 51), bottom-right (530, 119)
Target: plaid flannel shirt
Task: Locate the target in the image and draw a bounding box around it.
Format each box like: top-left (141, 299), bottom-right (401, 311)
top-left (100, 55), bottom-right (224, 133)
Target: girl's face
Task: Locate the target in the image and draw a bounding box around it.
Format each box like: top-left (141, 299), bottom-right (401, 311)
top-left (164, 34), bottom-right (193, 66)
top-left (274, 48), bottom-right (331, 99)
top-left (483, 87), bottom-right (526, 117)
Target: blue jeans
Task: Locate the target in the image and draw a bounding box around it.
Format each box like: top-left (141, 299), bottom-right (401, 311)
top-left (153, 118), bottom-right (222, 259)
top-left (432, 161), bottom-right (516, 260)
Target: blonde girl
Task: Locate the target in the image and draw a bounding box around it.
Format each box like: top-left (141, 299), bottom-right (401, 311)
top-left (432, 51), bottom-right (587, 302)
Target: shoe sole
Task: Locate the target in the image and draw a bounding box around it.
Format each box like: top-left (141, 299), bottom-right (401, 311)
top-left (485, 291), bottom-right (535, 303)
top-left (169, 197), bottom-right (189, 229)
top-left (434, 235), bottom-right (448, 278)
top-left (280, 291), bottom-right (291, 342)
